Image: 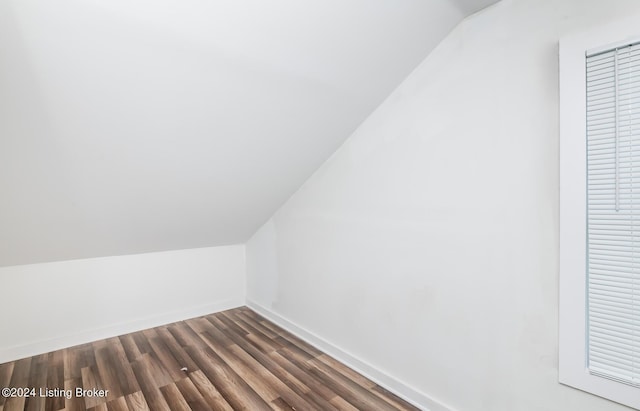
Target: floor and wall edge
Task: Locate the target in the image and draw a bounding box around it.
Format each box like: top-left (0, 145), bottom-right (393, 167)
top-left (3, 293), bottom-right (455, 411)
top-left (246, 300), bottom-right (455, 411)
top-left (0, 298), bottom-right (244, 364)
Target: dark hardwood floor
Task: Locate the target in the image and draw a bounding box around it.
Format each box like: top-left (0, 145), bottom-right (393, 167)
top-left (0, 307), bottom-right (419, 411)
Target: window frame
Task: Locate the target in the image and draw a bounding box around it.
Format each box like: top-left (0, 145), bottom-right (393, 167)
top-left (559, 17), bottom-right (640, 410)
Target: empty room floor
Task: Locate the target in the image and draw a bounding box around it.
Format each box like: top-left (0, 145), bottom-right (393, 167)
top-left (0, 307), bottom-right (418, 411)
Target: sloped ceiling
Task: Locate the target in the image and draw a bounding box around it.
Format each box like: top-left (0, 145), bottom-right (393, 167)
top-left (0, 0), bottom-right (499, 267)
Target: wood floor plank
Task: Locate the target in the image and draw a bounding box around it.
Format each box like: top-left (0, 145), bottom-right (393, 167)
top-left (234, 311), bottom-right (279, 340)
top-left (4, 357), bottom-right (32, 411)
top-left (105, 397), bottom-right (129, 411)
top-left (245, 328), bottom-right (283, 354)
top-left (0, 307), bottom-right (418, 411)
top-left (123, 392), bottom-right (149, 411)
top-left (216, 314), bottom-right (278, 354)
top-left (64, 378), bottom-right (85, 411)
top-left (93, 344), bottom-right (123, 400)
top-left (104, 338), bottom-right (140, 396)
top-left (80, 366), bottom-right (107, 409)
top-left (130, 355), bottom-right (171, 411)
top-left (371, 385), bottom-right (421, 411)
top-left (276, 338), bottom-right (316, 362)
top-left (205, 315), bottom-right (228, 332)
top-left (275, 333), bottom-right (323, 359)
top-left (201, 341), bottom-right (280, 403)
top-left (184, 345), bottom-right (271, 411)
top-left (207, 319), bottom-right (338, 410)
top-left (166, 323), bottom-right (207, 350)
top-left (173, 377), bottom-right (211, 411)
top-left (131, 332), bottom-right (153, 357)
top-left (158, 384), bottom-right (190, 411)
top-left (191, 320), bottom-right (300, 407)
top-left (89, 402), bottom-right (109, 411)
top-left (46, 350), bottom-right (65, 411)
top-left (222, 312), bottom-right (267, 338)
top-left (147, 352), bottom-right (174, 389)
top-left (187, 318), bottom-right (233, 348)
top-left (226, 344), bottom-right (317, 411)
top-left (25, 353), bottom-right (48, 411)
top-left (198, 319), bottom-right (234, 348)
top-left (308, 366), bottom-right (396, 411)
top-left (267, 350), bottom-right (340, 408)
top-left (87, 403), bottom-right (107, 411)
top-left (155, 328), bottom-right (199, 374)
top-left (143, 330), bottom-right (185, 382)
top-left (314, 354), bottom-right (376, 389)
top-left (296, 351), bottom-right (398, 411)
top-left (64, 345), bottom-right (90, 381)
top-left (79, 345), bottom-right (98, 374)
top-left (181, 317), bottom-right (210, 335)
top-left (203, 318), bottom-right (313, 409)
top-left (0, 362), bottom-right (15, 408)
top-left (188, 370), bottom-right (233, 411)
top-left (330, 395), bottom-right (361, 411)
top-left (270, 397), bottom-right (295, 411)
top-left (232, 345), bottom-right (310, 398)
top-left (118, 335), bottom-right (142, 364)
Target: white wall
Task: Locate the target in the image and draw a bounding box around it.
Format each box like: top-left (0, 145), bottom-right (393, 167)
top-left (0, 245), bottom-right (244, 363)
top-left (246, 0), bottom-right (640, 410)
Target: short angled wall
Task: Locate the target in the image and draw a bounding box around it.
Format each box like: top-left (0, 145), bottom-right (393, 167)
top-left (0, 245), bottom-right (245, 364)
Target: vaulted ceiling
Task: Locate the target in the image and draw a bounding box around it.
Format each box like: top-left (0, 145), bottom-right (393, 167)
top-left (0, 0), bottom-right (499, 267)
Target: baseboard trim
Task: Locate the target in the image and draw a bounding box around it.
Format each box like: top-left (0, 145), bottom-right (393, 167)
top-left (246, 300), bottom-right (454, 411)
top-left (0, 298), bottom-right (244, 364)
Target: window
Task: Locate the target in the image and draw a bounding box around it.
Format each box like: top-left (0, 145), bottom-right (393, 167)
top-left (560, 17), bottom-right (640, 410)
top-left (585, 44), bottom-right (640, 388)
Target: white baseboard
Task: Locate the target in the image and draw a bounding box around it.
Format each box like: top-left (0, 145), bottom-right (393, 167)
top-left (0, 298), bottom-right (243, 364)
top-left (246, 300), bottom-right (455, 411)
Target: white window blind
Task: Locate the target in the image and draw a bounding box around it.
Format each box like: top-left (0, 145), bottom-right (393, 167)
top-left (586, 42), bottom-right (640, 387)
